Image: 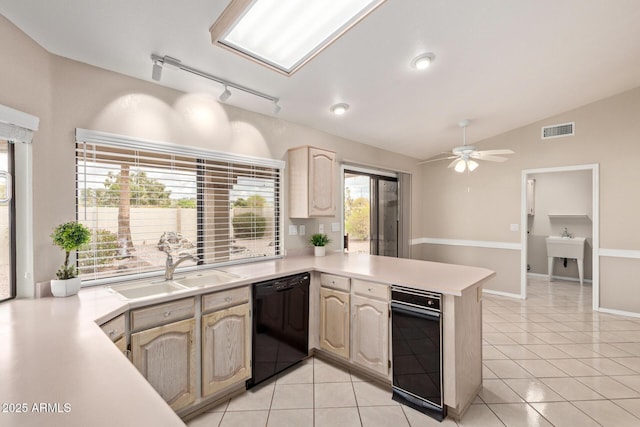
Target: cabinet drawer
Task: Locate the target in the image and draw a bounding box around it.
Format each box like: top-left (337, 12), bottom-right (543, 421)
top-left (353, 279), bottom-right (388, 301)
top-left (320, 273), bottom-right (350, 292)
top-left (202, 286), bottom-right (249, 314)
top-left (130, 297), bottom-right (195, 331)
top-left (100, 314), bottom-right (125, 342)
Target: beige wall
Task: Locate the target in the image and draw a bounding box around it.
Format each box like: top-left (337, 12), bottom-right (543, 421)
top-left (0, 17), bottom-right (422, 294)
top-left (527, 170), bottom-right (593, 280)
top-left (418, 85), bottom-right (640, 313)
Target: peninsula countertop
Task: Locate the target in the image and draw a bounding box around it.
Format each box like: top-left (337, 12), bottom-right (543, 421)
top-left (0, 253), bottom-right (495, 426)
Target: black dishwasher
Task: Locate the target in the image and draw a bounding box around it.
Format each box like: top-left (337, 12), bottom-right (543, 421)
top-left (391, 286), bottom-right (446, 421)
top-left (247, 272), bottom-right (310, 388)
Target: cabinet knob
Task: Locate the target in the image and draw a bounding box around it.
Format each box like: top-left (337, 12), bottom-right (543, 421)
top-left (225, 297), bottom-right (232, 302)
top-left (108, 329), bottom-right (117, 337)
top-left (163, 311), bottom-right (172, 318)
top-left (368, 288), bottom-right (373, 292)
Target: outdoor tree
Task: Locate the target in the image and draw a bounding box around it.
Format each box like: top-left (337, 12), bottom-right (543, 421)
top-left (232, 194), bottom-right (267, 208)
top-left (81, 169), bottom-right (173, 252)
top-left (345, 196), bottom-right (370, 240)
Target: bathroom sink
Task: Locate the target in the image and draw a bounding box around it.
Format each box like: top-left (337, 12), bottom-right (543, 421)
top-left (173, 270), bottom-right (241, 288)
top-left (546, 236), bottom-right (586, 259)
top-left (109, 281), bottom-right (187, 300)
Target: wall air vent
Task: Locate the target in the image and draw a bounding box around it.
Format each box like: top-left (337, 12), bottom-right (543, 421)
top-left (541, 122), bottom-right (575, 140)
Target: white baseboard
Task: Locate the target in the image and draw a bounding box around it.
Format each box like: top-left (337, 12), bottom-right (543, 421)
top-left (597, 307), bottom-right (640, 319)
top-left (527, 272), bottom-right (592, 284)
top-left (482, 289), bottom-right (525, 299)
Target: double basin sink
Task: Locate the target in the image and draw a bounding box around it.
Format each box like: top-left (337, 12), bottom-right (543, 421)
top-left (108, 270), bottom-right (242, 300)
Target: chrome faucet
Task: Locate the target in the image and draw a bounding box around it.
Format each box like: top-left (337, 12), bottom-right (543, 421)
top-left (157, 232), bottom-right (199, 281)
top-left (164, 252), bottom-right (199, 281)
top-left (561, 227), bottom-right (573, 238)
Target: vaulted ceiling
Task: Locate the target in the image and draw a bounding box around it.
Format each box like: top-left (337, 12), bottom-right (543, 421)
top-left (2, 0), bottom-right (640, 159)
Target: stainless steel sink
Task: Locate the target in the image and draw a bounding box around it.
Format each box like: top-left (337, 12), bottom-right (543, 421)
top-left (109, 281), bottom-right (187, 300)
top-left (173, 270), bottom-right (241, 288)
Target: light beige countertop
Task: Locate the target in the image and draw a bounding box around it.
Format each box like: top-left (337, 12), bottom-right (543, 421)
top-left (0, 253), bottom-right (494, 426)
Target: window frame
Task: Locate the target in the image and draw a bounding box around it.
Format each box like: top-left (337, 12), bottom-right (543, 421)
top-left (75, 129), bottom-right (284, 286)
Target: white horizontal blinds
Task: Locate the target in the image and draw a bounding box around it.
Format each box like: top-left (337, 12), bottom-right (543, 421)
top-left (76, 141), bottom-right (281, 282)
top-left (201, 160), bottom-right (280, 264)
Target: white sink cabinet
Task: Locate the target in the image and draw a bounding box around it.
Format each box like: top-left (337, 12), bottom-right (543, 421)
top-left (545, 236), bottom-right (586, 285)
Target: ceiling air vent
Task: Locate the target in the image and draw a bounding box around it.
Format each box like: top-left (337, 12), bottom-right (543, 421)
top-left (541, 122), bottom-right (575, 140)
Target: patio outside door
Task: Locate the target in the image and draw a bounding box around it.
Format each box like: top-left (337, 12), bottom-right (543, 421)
top-left (344, 170), bottom-right (398, 257)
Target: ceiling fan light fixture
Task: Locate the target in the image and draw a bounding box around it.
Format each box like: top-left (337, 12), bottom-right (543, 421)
top-left (467, 160), bottom-right (479, 171)
top-left (411, 52), bottom-right (435, 70)
top-left (454, 159), bottom-right (467, 173)
top-left (330, 103), bottom-right (349, 115)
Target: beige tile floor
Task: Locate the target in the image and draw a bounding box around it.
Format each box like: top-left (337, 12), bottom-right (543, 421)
top-left (188, 277), bottom-right (640, 426)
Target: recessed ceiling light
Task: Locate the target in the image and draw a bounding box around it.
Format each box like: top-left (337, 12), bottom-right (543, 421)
top-left (330, 103), bottom-right (349, 115)
top-left (411, 52), bottom-right (435, 70)
top-left (210, 0), bottom-right (388, 75)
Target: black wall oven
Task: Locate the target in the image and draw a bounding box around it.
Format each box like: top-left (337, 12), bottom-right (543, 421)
top-left (247, 272), bottom-right (310, 388)
top-left (391, 286), bottom-right (446, 421)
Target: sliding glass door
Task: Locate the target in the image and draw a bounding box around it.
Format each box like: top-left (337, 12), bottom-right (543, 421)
top-left (344, 169), bottom-right (398, 257)
top-left (0, 140), bottom-right (15, 302)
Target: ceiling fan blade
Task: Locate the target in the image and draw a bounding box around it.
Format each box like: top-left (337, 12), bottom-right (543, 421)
top-left (470, 154), bottom-right (509, 162)
top-left (447, 158), bottom-right (461, 168)
top-left (417, 156), bottom-right (456, 165)
top-left (475, 149), bottom-right (514, 156)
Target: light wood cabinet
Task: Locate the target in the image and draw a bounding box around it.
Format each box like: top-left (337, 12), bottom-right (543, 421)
top-left (288, 146), bottom-right (336, 218)
top-left (131, 318), bottom-right (196, 411)
top-left (130, 297), bottom-right (195, 332)
top-left (319, 287), bottom-right (350, 359)
top-left (351, 294), bottom-right (389, 376)
top-left (201, 303), bottom-right (251, 397)
top-left (100, 313), bottom-right (125, 341)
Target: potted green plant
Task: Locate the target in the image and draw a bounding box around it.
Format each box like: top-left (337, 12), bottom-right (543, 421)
top-left (50, 221), bottom-right (91, 297)
top-left (310, 233), bottom-right (331, 257)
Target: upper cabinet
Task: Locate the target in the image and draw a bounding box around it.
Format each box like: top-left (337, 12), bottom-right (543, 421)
top-left (288, 146), bottom-right (336, 218)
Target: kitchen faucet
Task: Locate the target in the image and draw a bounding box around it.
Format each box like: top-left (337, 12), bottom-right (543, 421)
top-left (164, 252), bottom-right (199, 281)
top-left (157, 231), bottom-right (199, 280)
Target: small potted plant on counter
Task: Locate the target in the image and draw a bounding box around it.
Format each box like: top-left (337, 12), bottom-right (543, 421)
top-left (310, 233), bottom-right (331, 257)
top-left (50, 221), bottom-right (91, 297)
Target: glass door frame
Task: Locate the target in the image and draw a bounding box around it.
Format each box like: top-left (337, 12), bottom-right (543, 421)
top-left (0, 141), bottom-right (16, 302)
top-left (341, 164), bottom-right (399, 256)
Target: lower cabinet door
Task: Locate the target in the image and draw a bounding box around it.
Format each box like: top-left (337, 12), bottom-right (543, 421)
top-left (319, 287), bottom-right (350, 359)
top-left (351, 294), bottom-right (389, 376)
top-left (131, 318), bottom-right (196, 411)
top-left (201, 303), bottom-right (251, 397)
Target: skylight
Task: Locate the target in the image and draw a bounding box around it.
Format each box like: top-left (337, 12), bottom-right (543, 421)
top-left (210, 0), bottom-right (387, 75)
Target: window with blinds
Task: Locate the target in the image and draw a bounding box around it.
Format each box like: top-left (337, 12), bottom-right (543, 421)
top-left (76, 136), bottom-right (281, 282)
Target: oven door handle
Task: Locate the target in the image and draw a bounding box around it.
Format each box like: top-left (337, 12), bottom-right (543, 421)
top-left (391, 302), bottom-right (441, 319)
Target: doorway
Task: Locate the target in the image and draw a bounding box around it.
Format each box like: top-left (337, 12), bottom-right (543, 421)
top-left (520, 164), bottom-right (599, 309)
top-left (343, 167), bottom-right (398, 257)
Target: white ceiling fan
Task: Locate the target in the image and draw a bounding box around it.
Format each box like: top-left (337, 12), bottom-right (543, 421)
top-left (419, 120), bottom-right (514, 172)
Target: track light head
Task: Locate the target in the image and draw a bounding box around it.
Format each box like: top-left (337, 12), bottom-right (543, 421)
top-left (152, 61), bottom-right (163, 81)
top-left (219, 85), bottom-right (231, 102)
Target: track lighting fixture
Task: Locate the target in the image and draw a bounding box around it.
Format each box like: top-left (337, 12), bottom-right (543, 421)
top-left (219, 84), bottom-right (231, 102)
top-left (151, 60), bottom-right (163, 81)
top-left (150, 54), bottom-right (280, 113)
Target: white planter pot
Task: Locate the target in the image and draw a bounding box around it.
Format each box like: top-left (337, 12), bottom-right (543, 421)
top-left (314, 246), bottom-right (326, 257)
top-left (50, 277), bottom-right (82, 297)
